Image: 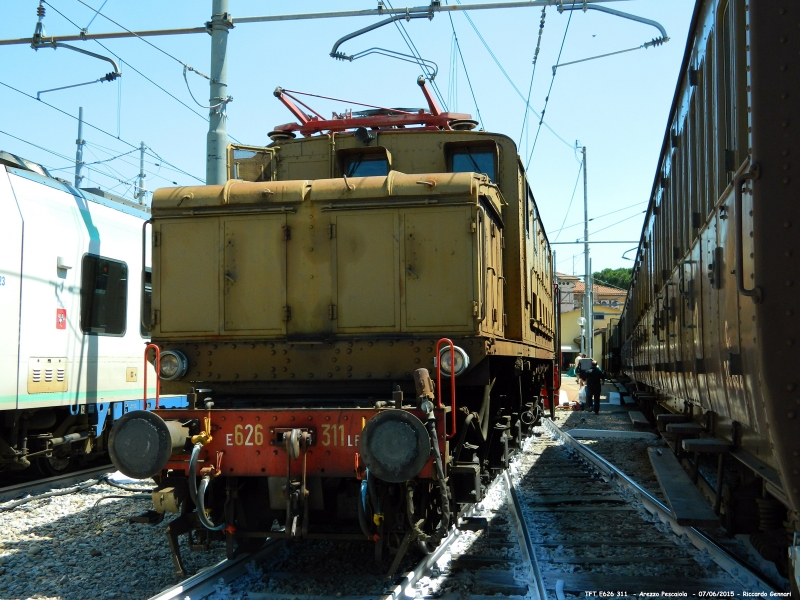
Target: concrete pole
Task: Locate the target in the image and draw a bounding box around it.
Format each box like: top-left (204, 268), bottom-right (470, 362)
top-left (74, 106), bottom-right (85, 188)
top-left (206, 0), bottom-right (231, 185)
top-left (136, 141), bottom-right (146, 203)
top-left (582, 145), bottom-right (591, 358)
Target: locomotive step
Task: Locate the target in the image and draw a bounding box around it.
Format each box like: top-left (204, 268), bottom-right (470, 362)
top-left (655, 413), bottom-right (688, 431)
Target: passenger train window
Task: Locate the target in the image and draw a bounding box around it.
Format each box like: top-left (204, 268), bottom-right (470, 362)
top-left (343, 154), bottom-right (389, 177)
top-left (80, 255), bottom-right (128, 336)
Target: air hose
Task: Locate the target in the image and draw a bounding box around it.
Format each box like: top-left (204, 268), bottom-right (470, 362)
top-left (406, 415), bottom-right (451, 546)
top-left (358, 471), bottom-right (373, 538)
top-left (188, 441), bottom-right (226, 532)
top-left (197, 475), bottom-right (227, 532)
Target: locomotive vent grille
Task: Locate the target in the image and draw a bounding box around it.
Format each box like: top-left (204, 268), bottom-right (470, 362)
top-left (27, 357), bottom-right (68, 394)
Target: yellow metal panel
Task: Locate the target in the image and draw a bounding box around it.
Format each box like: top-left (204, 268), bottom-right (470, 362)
top-left (224, 217), bottom-right (287, 333)
top-left (159, 218), bottom-right (219, 333)
top-left (27, 357), bottom-right (67, 394)
top-left (334, 213), bottom-right (399, 331)
top-left (403, 209), bottom-right (474, 330)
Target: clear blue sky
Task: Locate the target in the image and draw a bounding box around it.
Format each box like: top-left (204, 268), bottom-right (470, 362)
top-left (0, 0), bottom-right (695, 273)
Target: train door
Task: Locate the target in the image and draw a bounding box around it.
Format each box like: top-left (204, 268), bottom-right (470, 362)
top-left (685, 241), bottom-right (707, 406)
top-left (699, 217), bottom-right (728, 418)
top-left (0, 170), bottom-right (23, 411)
top-left (734, 166), bottom-right (767, 435)
top-left (680, 246), bottom-right (701, 405)
top-left (718, 195), bottom-right (751, 426)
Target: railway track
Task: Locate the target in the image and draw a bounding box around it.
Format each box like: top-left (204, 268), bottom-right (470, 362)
top-left (149, 419), bottom-right (785, 600)
top-left (528, 418), bottom-right (780, 597)
top-left (0, 464), bottom-right (114, 504)
top-left (149, 456), bottom-right (538, 600)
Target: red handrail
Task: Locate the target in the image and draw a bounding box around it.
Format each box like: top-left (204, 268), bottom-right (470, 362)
top-left (435, 338), bottom-right (457, 440)
top-left (143, 343), bottom-right (161, 410)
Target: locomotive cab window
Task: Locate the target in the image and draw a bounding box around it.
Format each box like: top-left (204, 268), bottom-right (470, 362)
top-left (228, 145), bottom-right (275, 182)
top-left (446, 141), bottom-right (498, 183)
top-left (80, 255), bottom-right (128, 336)
top-left (338, 147), bottom-right (391, 178)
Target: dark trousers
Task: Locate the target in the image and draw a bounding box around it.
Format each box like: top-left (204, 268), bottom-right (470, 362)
top-left (587, 385), bottom-right (601, 414)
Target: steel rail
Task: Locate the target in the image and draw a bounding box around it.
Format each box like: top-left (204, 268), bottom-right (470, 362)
top-left (0, 0), bottom-right (631, 46)
top-left (148, 540), bottom-right (281, 600)
top-left (0, 464), bottom-right (113, 503)
top-left (381, 504), bottom-right (475, 600)
top-left (541, 417), bottom-right (779, 595)
top-left (503, 470), bottom-right (547, 600)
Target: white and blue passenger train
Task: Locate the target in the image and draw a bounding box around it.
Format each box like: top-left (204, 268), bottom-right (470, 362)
top-left (0, 151), bottom-right (184, 475)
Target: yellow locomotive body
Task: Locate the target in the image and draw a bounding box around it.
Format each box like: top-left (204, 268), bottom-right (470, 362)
top-left (110, 94), bottom-right (557, 571)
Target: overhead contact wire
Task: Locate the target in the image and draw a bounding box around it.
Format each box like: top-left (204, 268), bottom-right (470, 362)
top-left (526, 8), bottom-right (574, 170)
top-left (518, 5), bottom-right (547, 152)
top-left (453, 0), bottom-right (572, 150)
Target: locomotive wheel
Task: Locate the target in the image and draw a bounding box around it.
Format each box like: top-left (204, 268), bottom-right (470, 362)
top-left (37, 449), bottom-right (72, 476)
top-left (412, 482), bottom-right (444, 555)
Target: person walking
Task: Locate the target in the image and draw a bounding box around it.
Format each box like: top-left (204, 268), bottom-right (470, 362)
top-left (574, 353), bottom-right (586, 383)
top-left (582, 360), bottom-right (606, 415)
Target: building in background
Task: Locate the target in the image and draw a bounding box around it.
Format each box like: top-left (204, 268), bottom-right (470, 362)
top-left (556, 273), bottom-right (627, 370)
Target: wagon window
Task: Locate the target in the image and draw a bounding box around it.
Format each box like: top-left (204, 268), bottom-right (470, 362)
top-left (80, 254), bottom-right (128, 336)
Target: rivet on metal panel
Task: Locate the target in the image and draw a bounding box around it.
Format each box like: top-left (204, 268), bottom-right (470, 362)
top-left (366, 372), bottom-right (372, 378)
top-left (789, 412), bottom-right (797, 419)
top-left (787, 310), bottom-right (794, 316)
top-left (784, 178), bottom-right (792, 184)
top-left (254, 374), bottom-right (258, 379)
top-left (786, 221), bottom-right (792, 228)
top-left (782, 120), bottom-right (790, 127)
top-left (328, 373), bottom-right (333, 378)
top-left (385, 372), bottom-right (391, 377)
top-left (789, 384), bottom-right (797, 392)
top-left (787, 280), bottom-right (794, 287)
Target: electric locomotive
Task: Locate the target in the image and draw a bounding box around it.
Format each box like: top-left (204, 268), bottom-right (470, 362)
top-left (613, 0), bottom-right (800, 582)
top-left (109, 79), bottom-right (557, 574)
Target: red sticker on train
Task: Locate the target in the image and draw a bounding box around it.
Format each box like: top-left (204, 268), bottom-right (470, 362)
top-left (56, 309), bottom-right (66, 329)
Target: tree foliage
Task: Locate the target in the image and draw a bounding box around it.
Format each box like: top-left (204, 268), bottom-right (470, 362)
top-left (592, 267), bottom-right (632, 290)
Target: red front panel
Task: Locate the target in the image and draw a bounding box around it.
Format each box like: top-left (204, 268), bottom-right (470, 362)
top-left (157, 407), bottom-right (444, 479)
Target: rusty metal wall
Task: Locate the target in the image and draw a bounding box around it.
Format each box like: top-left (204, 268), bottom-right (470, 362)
top-left (616, 0), bottom-right (799, 512)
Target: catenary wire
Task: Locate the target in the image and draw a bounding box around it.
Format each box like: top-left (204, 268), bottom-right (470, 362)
top-left (518, 5), bottom-right (547, 151)
top-left (452, 0), bottom-right (571, 150)
top-left (45, 2), bottom-right (210, 124)
top-left (446, 11), bottom-right (484, 129)
top-left (553, 200), bottom-right (647, 236)
top-left (525, 8), bottom-right (573, 170)
top-left (384, 0), bottom-right (448, 110)
top-left (0, 79), bottom-right (204, 183)
top-left (553, 161), bottom-right (582, 242)
top-left (0, 128), bottom-right (75, 163)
